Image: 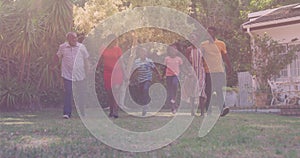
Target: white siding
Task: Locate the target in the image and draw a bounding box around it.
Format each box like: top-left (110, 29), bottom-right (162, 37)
top-left (251, 23), bottom-right (300, 44)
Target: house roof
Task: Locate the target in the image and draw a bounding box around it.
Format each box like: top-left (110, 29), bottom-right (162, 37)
top-left (243, 3), bottom-right (300, 30)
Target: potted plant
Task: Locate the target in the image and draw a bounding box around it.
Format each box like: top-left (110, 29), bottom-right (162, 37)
top-left (223, 86), bottom-right (239, 107)
top-left (252, 84), bottom-right (269, 107)
top-left (249, 34), bottom-right (297, 106)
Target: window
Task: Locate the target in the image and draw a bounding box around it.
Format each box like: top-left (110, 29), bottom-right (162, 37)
top-left (290, 44), bottom-right (300, 77)
top-left (279, 67), bottom-right (288, 77)
top-left (278, 44), bottom-right (288, 78)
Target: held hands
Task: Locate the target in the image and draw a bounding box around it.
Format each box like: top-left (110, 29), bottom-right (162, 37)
top-left (85, 64), bottom-right (93, 76)
top-left (158, 74), bottom-right (163, 82)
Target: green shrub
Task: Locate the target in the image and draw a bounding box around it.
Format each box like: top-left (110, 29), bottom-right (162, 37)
top-left (39, 88), bottom-right (63, 108)
top-left (0, 78), bottom-right (21, 110)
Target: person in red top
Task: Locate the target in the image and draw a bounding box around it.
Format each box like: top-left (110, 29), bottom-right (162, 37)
top-left (163, 43), bottom-right (183, 114)
top-left (102, 34), bottom-right (124, 118)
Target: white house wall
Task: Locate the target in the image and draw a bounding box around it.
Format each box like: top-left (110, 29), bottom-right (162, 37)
top-left (250, 23), bottom-right (300, 44)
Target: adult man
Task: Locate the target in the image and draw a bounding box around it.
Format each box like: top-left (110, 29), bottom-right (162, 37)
top-left (201, 26), bottom-right (232, 117)
top-left (55, 32), bottom-right (90, 119)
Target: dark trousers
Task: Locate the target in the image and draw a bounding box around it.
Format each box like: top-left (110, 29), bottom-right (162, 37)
top-left (204, 72), bottom-right (226, 113)
top-left (63, 78), bottom-right (86, 116)
top-left (166, 76), bottom-right (179, 110)
top-left (137, 80), bottom-right (151, 106)
top-left (107, 88), bottom-right (118, 116)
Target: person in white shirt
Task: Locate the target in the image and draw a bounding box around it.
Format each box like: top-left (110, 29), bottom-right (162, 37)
top-left (55, 32), bottom-right (90, 119)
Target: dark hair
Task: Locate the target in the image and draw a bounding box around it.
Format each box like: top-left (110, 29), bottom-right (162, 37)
top-left (107, 34), bottom-right (116, 41)
top-left (66, 32), bottom-right (77, 38)
top-left (170, 42), bottom-right (179, 49)
top-left (207, 26), bottom-right (217, 32)
top-left (167, 43), bottom-right (179, 54)
top-left (107, 34), bottom-right (117, 48)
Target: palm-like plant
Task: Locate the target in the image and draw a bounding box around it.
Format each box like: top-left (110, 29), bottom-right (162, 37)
top-left (0, 0), bottom-right (74, 110)
top-left (0, 77), bottom-right (22, 110)
top-left (36, 0), bottom-right (73, 89)
top-left (42, 0), bottom-right (73, 44)
top-left (2, 0), bottom-right (44, 82)
top-left (0, 1), bottom-right (18, 79)
top-left (19, 81), bottom-right (40, 109)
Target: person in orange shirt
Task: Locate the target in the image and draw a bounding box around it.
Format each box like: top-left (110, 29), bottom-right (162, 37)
top-left (201, 26), bottom-right (232, 117)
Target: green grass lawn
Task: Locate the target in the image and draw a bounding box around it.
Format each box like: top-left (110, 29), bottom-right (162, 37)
top-left (1, 108), bottom-right (300, 158)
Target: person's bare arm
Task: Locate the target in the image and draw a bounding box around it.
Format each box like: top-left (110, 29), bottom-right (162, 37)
top-left (152, 65), bottom-right (163, 81)
top-left (84, 58), bottom-right (91, 75)
top-left (181, 48), bottom-right (193, 76)
top-left (50, 52), bottom-right (61, 71)
top-left (162, 58), bottom-right (167, 79)
top-left (222, 53), bottom-right (232, 74)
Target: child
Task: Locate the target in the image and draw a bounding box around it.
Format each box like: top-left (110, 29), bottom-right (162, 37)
top-left (185, 34), bottom-right (206, 116)
top-left (163, 44), bottom-right (183, 114)
top-left (131, 47), bottom-right (162, 116)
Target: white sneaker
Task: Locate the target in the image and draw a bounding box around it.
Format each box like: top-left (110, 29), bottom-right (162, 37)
top-left (170, 99), bottom-right (176, 104)
top-left (63, 115), bottom-right (69, 119)
top-left (172, 109), bottom-right (177, 114)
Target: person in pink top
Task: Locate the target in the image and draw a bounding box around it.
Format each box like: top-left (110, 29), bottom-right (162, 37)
top-left (163, 43), bottom-right (183, 114)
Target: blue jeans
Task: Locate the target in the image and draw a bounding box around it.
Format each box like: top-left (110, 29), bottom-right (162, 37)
top-left (63, 79), bottom-right (86, 117)
top-left (166, 76), bottom-right (179, 110)
top-left (137, 80), bottom-right (151, 106)
top-left (205, 72), bottom-right (226, 113)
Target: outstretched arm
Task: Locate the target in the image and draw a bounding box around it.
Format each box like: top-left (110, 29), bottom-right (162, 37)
top-left (152, 65), bottom-right (163, 81)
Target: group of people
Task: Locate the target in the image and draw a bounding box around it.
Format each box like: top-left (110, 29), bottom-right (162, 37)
top-left (54, 26), bottom-right (232, 119)
top-left (162, 26), bottom-right (232, 117)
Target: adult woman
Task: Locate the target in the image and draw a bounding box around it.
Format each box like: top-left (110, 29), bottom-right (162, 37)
top-left (102, 34), bottom-right (123, 118)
